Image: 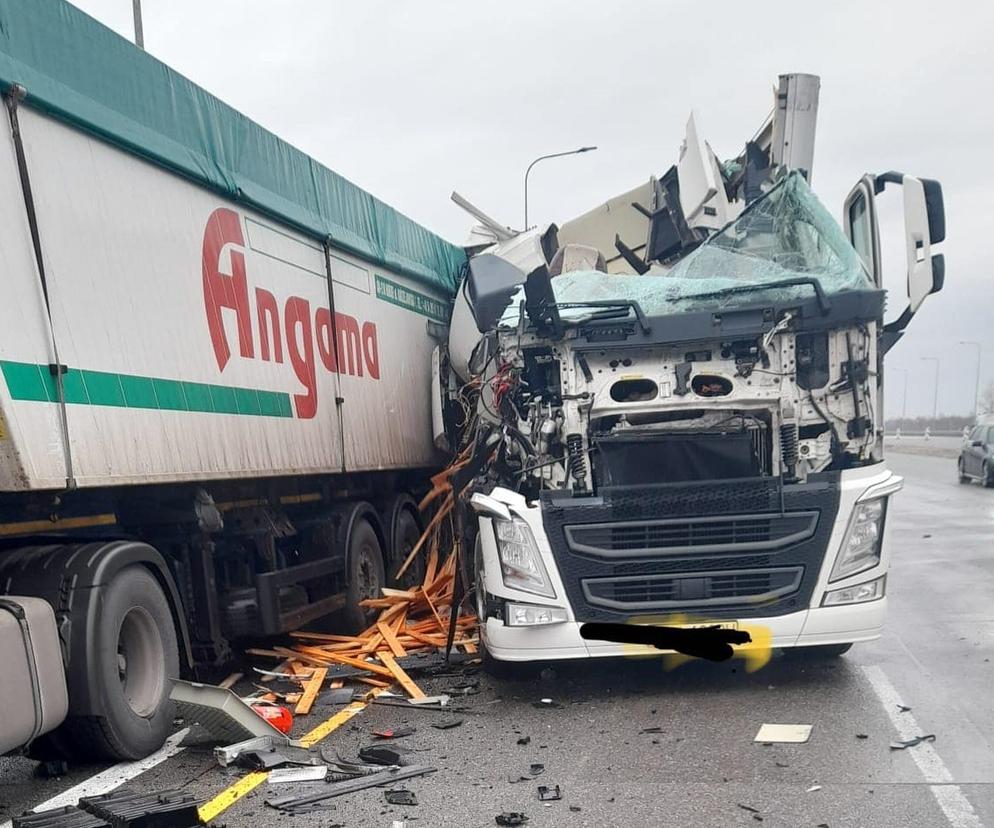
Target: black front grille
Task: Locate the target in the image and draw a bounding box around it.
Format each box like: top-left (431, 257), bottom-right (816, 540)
top-left (540, 474), bottom-right (841, 621)
top-left (565, 512), bottom-right (817, 558)
top-left (582, 567), bottom-right (803, 611)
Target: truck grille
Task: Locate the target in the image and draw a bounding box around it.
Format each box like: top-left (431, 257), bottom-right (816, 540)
top-left (581, 567), bottom-right (803, 611)
top-left (564, 512), bottom-right (817, 558)
top-left (539, 475), bottom-right (841, 621)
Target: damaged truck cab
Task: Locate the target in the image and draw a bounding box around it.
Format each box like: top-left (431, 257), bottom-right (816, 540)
top-left (442, 74), bottom-right (945, 664)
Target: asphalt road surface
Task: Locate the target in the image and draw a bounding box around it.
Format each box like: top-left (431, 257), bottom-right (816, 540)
top-left (2, 450), bottom-right (992, 827)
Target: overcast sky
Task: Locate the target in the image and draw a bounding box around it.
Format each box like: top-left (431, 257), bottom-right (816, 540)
top-left (71, 0), bottom-right (994, 418)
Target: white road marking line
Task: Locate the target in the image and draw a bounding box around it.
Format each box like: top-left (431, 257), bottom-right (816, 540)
top-left (0, 728), bottom-right (189, 828)
top-left (862, 665), bottom-right (983, 828)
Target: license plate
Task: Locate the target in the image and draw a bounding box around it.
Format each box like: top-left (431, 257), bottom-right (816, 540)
top-left (671, 621), bottom-right (739, 631)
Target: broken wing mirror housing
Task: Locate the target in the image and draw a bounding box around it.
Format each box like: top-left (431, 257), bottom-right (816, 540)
top-left (889, 173), bottom-right (945, 312)
top-left (845, 171), bottom-right (945, 338)
top-left (466, 253), bottom-right (528, 332)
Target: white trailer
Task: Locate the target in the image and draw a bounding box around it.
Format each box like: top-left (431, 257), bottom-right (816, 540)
top-left (0, 0), bottom-right (462, 760)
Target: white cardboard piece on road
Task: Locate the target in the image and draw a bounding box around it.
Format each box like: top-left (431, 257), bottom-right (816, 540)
top-left (754, 723), bottom-right (813, 743)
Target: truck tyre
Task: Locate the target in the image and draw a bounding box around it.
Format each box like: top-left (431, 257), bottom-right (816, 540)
top-left (958, 459), bottom-right (971, 483)
top-left (341, 517), bottom-right (386, 633)
top-left (984, 461), bottom-right (994, 488)
top-left (392, 504), bottom-right (425, 590)
top-left (64, 565), bottom-right (179, 760)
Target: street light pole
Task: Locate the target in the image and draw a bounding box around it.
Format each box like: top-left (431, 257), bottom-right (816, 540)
top-left (921, 357), bottom-right (940, 421)
top-left (893, 368), bottom-right (909, 421)
top-left (133, 0), bottom-right (144, 49)
top-left (959, 341), bottom-right (982, 417)
top-left (524, 146), bottom-right (597, 229)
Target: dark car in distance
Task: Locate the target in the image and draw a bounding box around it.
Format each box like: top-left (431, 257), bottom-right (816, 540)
top-left (958, 419), bottom-right (994, 487)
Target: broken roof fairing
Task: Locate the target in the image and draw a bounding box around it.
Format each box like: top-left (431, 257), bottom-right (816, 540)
top-left (502, 172), bottom-right (872, 325)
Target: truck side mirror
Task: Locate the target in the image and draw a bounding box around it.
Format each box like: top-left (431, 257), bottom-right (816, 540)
top-left (465, 253), bottom-right (528, 332)
top-left (843, 171), bottom-right (945, 334)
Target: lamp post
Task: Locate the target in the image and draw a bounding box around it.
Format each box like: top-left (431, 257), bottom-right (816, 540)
top-left (524, 147), bottom-right (597, 229)
top-left (893, 367), bottom-right (909, 421)
top-left (921, 357), bottom-right (940, 421)
top-left (959, 341), bottom-right (982, 417)
top-left (133, 0), bottom-right (144, 48)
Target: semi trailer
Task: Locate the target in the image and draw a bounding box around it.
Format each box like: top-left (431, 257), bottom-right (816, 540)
top-left (0, 0), bottom-right (463, 760)
top-left (442, 74), bottom-right (945, 666)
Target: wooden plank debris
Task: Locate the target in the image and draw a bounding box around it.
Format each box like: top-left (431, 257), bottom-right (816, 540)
top-left (244, 451), bottom-right (479, 701)
top-left (295, 667), bottom-right (328, 715)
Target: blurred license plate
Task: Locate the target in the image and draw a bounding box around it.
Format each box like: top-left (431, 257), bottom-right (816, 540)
top-left (671, 621), bottom-right (739, 631)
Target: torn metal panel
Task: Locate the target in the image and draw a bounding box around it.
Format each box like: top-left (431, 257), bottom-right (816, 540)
top-left (169, 679), bottom-right (289, 745)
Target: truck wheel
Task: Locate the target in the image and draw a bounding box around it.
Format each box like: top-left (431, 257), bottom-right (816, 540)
top-left (65, 566), bottom-right (179, 760)
top-left (958, 459), bottom-right (971, 483)
top-left (392, 505), bottom-right (425, 590)
top-left (984, 462), bottom-right (994, 488)
top-left (341, 518), bottom-right (385, 632)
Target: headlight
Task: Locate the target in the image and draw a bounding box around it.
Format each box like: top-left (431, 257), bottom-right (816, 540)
top-left (830, 497), bottom-right (886, 582)
top-left (823, 575), bottom-right (886, 606)
top-left (493, 517), bottom-right (555, 598)
top-left (505, 603), bottom-right (568, 626)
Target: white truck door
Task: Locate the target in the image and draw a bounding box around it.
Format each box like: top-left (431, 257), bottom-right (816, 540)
top-left (843, 171), bottom-right (945, 331)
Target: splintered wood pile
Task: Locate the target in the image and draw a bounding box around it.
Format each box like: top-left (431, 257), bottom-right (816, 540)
top-left (246, 460), bottom-right (477, 708)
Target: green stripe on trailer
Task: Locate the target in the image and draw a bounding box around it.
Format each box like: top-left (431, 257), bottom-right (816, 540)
top-left (374, 274), bottom-right (450, 322)
top-left (0, 360), bottom-right (293, 418)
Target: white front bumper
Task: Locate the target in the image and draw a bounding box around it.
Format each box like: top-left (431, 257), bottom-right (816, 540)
top-left (476, 464), bottom-right (900, 663)
top-left (483, 598), bottom-right (887, 662)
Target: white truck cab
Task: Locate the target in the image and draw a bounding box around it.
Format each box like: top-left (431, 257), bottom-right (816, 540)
top-left (442, 74), bottom-right (945, 666)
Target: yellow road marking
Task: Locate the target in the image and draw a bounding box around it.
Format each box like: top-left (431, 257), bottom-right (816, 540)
top-left (196, 689), bottom-right (384, 824)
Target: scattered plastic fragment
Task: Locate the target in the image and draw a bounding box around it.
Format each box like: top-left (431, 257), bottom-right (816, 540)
top-left (268, 766), bottom-right (328, 784)
top-left (532, 699), bottom-right (562, 709)
top-left (496, 813), bottom-right (528, 826)
top-left (537, 785), bottom-right (562, 801)
top-left (431, 717), bottom-right (464, 730)
top-left (529, 763), bottom-right (545, 776)
top-left (754, 724), bottom-right (812, 743)
top-left (385, 789), bottom-right (418, 806)
top-left (639, 727), bottom-right (663, 734)
top-left (170, 679), bottom-right (289, 744)
top-left (266, 765), bottom-right (436, 814)
top-left (517, 736), bottom-right (531, 746)
top-left (374, 727), bottom-right (416, 739)
top-left (806, 784), bottom-right (822, 793)
top-left (250, 703), bottom-right (293, 734)
top-left (856, 733), bottom-right (869, 740)
top-left (79, 789), bottom-right (201, 827)
top-left (359, 744), bottom-right (412, 766)
top-left (890, 734), bottom-right (935, 750)
top-left (738, 804), bottom-right (761, 813)
top-left (897, 704), bottom-right (912, 713)
top-left (569, 805), bottom-right (581, 812)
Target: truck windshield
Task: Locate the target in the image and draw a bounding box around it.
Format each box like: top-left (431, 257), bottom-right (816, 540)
top-left (541, 171), bottom-right (873, 319)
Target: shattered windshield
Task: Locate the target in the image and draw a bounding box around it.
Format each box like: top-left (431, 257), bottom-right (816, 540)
top-left (528, 171), bottom-right (872, 321)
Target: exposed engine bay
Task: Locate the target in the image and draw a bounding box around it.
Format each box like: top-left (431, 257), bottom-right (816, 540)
top-left (441, 166), bottom-right (886, 501)
top-left (467, 311), bottom-right (878, 500)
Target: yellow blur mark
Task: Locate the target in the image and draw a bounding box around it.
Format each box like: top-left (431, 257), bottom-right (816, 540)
top-left (197, 688), bottom-right (386, 823)
top-left (621, 613), bottom-right (774, 673)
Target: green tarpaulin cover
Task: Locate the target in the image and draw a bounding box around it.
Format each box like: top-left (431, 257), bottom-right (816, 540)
top-left (0, 0), bottom-right (464, 296)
